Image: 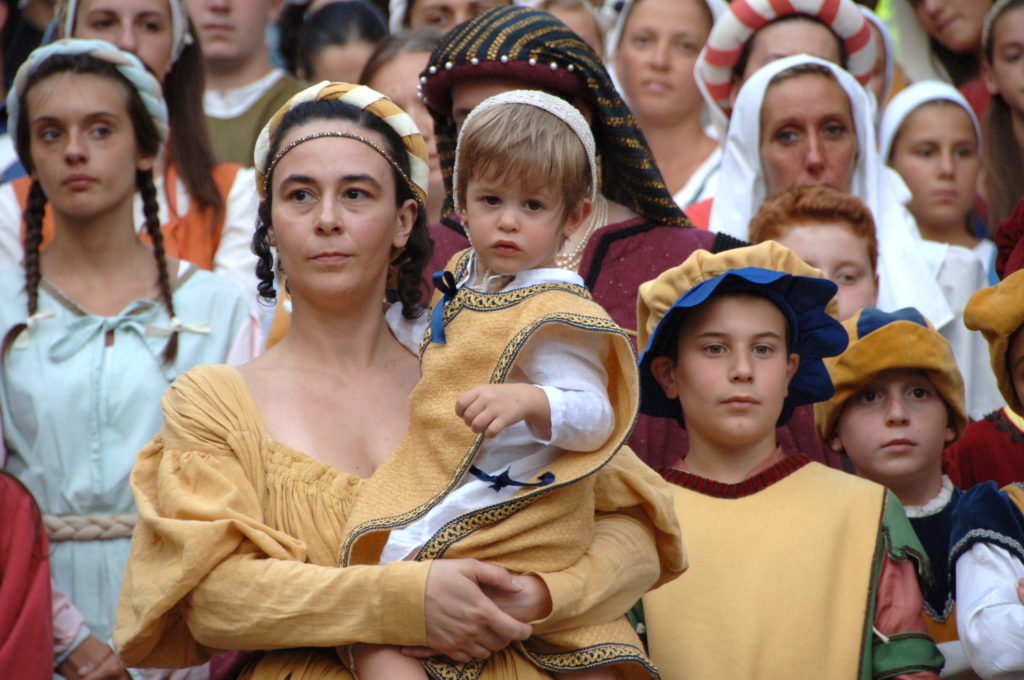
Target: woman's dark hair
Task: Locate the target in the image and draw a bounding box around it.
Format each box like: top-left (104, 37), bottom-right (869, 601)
top-left (2, 53), bottom-right (179, 363)
top-left (734, 14), bottom-right (848, 81)
top-left (359, 28), bottom-right (441, 85)
top-left (280, 0), bottom-right (388, 78)
top-left (253, 99), bottom-right (431, 318)
top-left (161, 21), bottom-right (223, 215)
top-left (983, 0), bottom-right (1024, 232)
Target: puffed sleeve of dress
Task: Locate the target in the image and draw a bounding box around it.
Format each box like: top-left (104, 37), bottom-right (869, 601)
top-left (114, 366), bottom-right (431, 668)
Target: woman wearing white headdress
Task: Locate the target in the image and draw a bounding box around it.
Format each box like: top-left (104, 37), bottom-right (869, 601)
top-left (880, 80), bottom-right (1003, 421)
top-left (709, 54), bottom-right (957, 332)
top-left (605, 0), bottom-right (726, 209)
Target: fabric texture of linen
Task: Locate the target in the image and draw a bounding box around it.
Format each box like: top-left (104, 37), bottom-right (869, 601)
top-left (644, 456), bottom-right (942, 680)
top-left (0, 262), bottom-right (257, 645)
top-left (915, 239), bottom-right (1003, 420)
top-left (115, 364), bottom-right (681, 679)
top-left (206, 70), bottom-right (308, 167)
top-left (380, 260), bottom-right (614, 563)
top-left (708, 54), bottom-right (954, 332)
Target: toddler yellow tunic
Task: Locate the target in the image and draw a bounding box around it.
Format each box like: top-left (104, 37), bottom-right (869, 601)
top-left (340, 250), bottom-right (684, 679)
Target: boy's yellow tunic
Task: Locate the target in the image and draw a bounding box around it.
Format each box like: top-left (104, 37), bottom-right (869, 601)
top-left (644, 455), bottom-right (941, 680)
top-left (340, 251), bottom-right (683, 679)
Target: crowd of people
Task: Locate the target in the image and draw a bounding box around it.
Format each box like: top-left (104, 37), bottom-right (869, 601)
top-left (1, 0), bottom-right (1024, 679)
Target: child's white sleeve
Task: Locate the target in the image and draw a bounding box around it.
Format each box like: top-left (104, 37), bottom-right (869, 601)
top-left (518, 323), bottom-right (614, 452)
top-left (956, 542), bottom-right (1024, 677)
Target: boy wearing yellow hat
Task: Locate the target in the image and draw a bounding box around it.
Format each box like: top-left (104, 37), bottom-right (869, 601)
top-left (636, 242), bottom-right (941, 679)
top-left (944, 269), bottom-right (1024, 488)
top-left (815, 307), bottom-right (971, 669)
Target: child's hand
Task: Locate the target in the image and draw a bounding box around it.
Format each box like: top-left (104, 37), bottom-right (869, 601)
top-left (456, 384), bottom-right (551, 439)
top-left (1017, 578), bottom-right (1024, 605)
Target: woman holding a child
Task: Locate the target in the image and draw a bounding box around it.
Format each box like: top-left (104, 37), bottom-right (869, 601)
top-left (113, 81), bottom-right (680, 679)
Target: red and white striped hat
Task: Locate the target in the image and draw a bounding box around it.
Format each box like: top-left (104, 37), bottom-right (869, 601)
top-left (697, 0), bottom-right (874, 118)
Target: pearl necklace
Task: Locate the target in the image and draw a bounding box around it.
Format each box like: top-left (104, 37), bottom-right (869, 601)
top-left (555, 194), bottom-right (608, 271)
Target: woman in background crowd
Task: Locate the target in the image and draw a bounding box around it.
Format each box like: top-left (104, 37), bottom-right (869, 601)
top-left (0, 39), bottom-right (256, 678)
top-left (361, 29), bottom-right (444, 224)
top-left (607, 0), bottom-right (725, 209)
top-left (279, 0), bottom-right (388, 83)
top-left (982, 0), bottom-right (1024, 233)
top-left (884, 0), bottom-right (994, 116)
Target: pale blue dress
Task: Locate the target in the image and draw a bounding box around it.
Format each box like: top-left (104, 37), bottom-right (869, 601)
top-left (0, 262), bottom-right (257, 646)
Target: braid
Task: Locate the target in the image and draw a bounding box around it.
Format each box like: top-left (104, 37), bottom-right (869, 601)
top-left (2, 181), bottom-right (46, 358)
top-left (138, 169), bottom-right (178, 365)
top-left (252, 198), bottom-right (277, 304)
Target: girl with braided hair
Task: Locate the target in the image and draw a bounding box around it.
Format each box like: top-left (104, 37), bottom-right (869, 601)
top-left (0, 39), bottom-right (257, 675)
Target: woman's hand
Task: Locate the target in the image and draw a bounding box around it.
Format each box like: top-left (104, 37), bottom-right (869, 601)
top-left (58, 635), bottom-right (131, 680)
top-left (403, 559), bottom-right (533, 662)
top-left (483, 573), bottom-right (553, 623)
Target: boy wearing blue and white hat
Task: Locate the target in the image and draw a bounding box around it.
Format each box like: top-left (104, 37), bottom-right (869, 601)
top-left (636, 241), bottom-right (942, 680)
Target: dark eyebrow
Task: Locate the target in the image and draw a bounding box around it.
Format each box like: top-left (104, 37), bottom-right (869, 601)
top-left (694, 330), bottom-right (784, 340)
top-left (278, 173), bottom-right (383, 187)
top-left (341, 174), bottom-right (381, 186)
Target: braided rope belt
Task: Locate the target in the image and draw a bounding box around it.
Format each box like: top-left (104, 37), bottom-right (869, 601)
top-left (43, 514), bottom-right (137, 541)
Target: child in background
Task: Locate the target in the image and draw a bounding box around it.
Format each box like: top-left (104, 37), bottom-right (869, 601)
top-left (815, 307), bottom-right (973, 672)
top-left (945, 270), bottom-right (1024, 487)
top-left (348, 89), bottom-right (682, 680)
top-left (880, 82), bottom-right (1002, 420)
top-left (635, 241), bottom-right (941, 679)
top-left (748, 185), bottom-right (878, 322)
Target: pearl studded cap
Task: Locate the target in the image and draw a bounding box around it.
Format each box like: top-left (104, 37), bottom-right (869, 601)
top-left (452, 89), bottom-right (598, 212)
top-left (419, 5), bottom-right (693, 229)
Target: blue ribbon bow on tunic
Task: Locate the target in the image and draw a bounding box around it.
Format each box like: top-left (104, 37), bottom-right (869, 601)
top-left (430, 270), bottom-right (457, 344)
top-left (469, 466), bottom-right (555, 492)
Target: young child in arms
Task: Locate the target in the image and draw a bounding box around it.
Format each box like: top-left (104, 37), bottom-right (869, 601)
top-left (347, 89), bottom-right (683, 680)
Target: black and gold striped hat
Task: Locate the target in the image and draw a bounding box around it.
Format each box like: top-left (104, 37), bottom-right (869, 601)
top-left (420, 4), bottom-right (692, 229)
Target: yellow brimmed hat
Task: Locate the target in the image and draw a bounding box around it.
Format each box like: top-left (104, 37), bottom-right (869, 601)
top-left (964, 270), bottom-right (1024, 415)
top-left (815, 308), bottom-right (968, 445)
top-left (637, 241), bottom-right (847, 426)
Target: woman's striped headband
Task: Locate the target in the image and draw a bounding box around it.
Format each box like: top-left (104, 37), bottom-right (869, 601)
top-left (254, 81), bottom-right (430, 202)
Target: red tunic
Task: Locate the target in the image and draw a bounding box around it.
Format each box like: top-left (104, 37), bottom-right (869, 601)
top-left (0, 472), bottom-right (53, 678)
top-left (944, 406), bottom-right (1024, 488)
